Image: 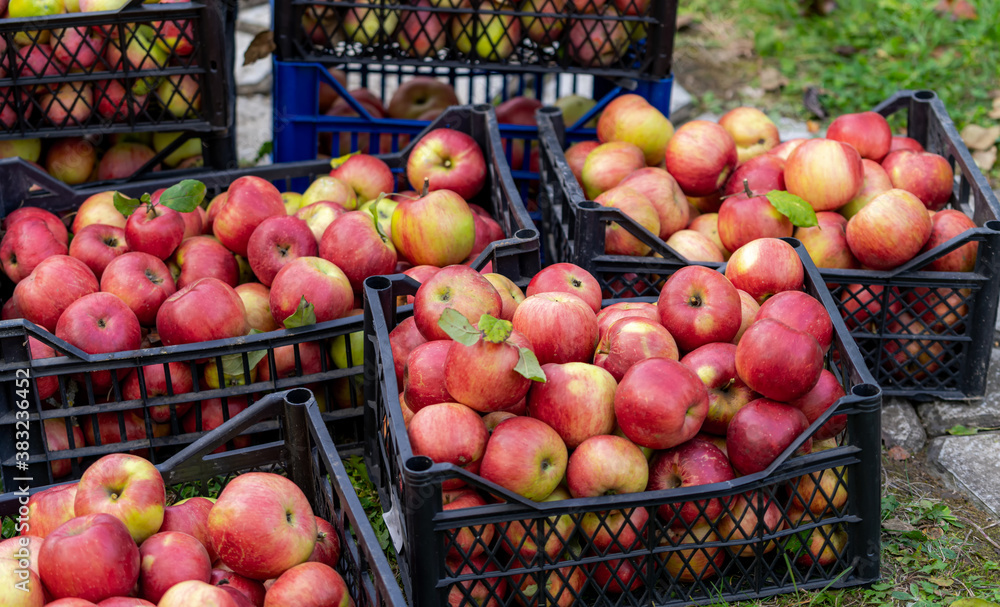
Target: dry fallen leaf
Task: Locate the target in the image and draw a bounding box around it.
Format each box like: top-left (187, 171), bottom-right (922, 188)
top-left (935, 0), bottom-right (978, 20)
top-left (989, 96), bottom-right (1000, 120)
top-left (759, 67), bottom-right (788, 92)
top-left (244, 30), bottom-right (275, 67)
top-left (886, 445), bottom-right (911, 460)
top-left (882, 517), bottom-right (917, 532)
top-left (972, 147), bottom-right (997, 172)
top-left (807, 120), bottom-right (821, 133)
top-left (960, 124), bottom-right (1000, 151)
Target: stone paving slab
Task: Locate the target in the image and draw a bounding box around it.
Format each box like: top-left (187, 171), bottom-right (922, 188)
top-left (882, 397), bottom-right (927, 453)
top-left (927, 432), bottom-right (1000, 518)
top-left (917, 348), bottom-right (1000, 436)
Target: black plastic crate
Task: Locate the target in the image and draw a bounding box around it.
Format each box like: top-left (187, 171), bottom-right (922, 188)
top-left (273, 0), bottom-right (676, 80)
top-left (536, 90), bottom-right (1000, 401)
top-left (0, 387), bottom-right (408, 607)
top-left (362, 242), bottom-right (882, 606)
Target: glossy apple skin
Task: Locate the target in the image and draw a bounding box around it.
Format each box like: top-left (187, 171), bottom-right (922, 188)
top-left (649, 439), bottom-right (736, 526)
top-left (246, 216), bottom-right (318, 287)
top-left (213, 176), bottom-right (287, 257)
top-left (157, 580), bottom-right (242, 607)
top-left (581, 141), bottom-right (646, 199)
top-left (784, 139), bottom-right (864, 211)
top-left (413, 265), bottom-right (502, 341)
top-left (839, 159), bottom-right (894, 220)
top-left (527, 362), bottom-right (617, 449)
top-left (69, 223), bottom-right (129, 280)
top-left (101, 252), bottom-right (176, 326)
top-left (263, 562), bottom-right (349, 607)
top-left (717, 193), bottom-right (793, 252)
top-left (161, 497), bottom-right (217, 562)
top-left (391, 189), bottom-right (476, 267)
top-left (736, 318), bottom-right (824, 402)
top-left (845, 189), bottom-right (933, 270)
top-left (330, 153), bottom-right (395, 202)
top-left (125, 204), bottom-right (185, 260)
top-left (72, 192), bottom-right (127, 233)
top-left (595, 185), bottom-right (661, 256)
top-left (295, 201), bottom-right (348, 243)
top-left (157, 277), bottom-right (248, 346)
top-left (175, 235), bottom-right (240, 289)
top-left (235, 283), bottom-right (279, 332)
top-left (74, 453), bottom-right (165, 544)
top-left (881, 149), bottom-right (954, 211)
top-left (594, 316), bottom-right (679, 381)
top-left (389, 316), bottom-right (427, 387)
top-left (826, 111), bottom-right (892, 162)
top-left (268, 257), bottom-right (353, 324)
top-left (615, 358), bottom-right (709, 450)
top-left (789, 369), bottom-right (847, 440)
top-left (681, 342), bottom-right (756, 435)
top-left (406, 128), bottom-right (486, 200)
top-left (566, 434), bottom-right (649, 498)
top-left (98, 598), bottom-right (157, 606)
top-left (139, 531), bottom-right (213, 603)
top-left (408, 402), bottom-right (488, 490)
top-left (512, 292), bottom-right (598, 366)
top-left (38, 513), bottom-right (140, 602)
top-left (482, 273), bottom-right (525, 320)
top-left (0, 556), bottom-right (45, 607)
top-left (732, 289), bottom-right (760, 345)
top-left (724, 238), bottom-right (804, 304)
top-left (597, 94), bottom-right (675, 167)
top-left (55, 292), bottom-right (142, 393)
top-left (26, 484), bottom-right (78, 538)
top-left (657, 265), bottom-right (742, 351)
top-left (664, 120), bottom-right (738, 197)
top-left (403, 340), bottom-right (454, 412)
top-left (617, 167), bottom-right (689, 238)
top-left (320, 210), bottom-right (396, 291)
top-left (525, 262), bottom-right (602, 314)
top-left (0, 216), bottom-right (70, 283)
top-left (596, 301), bottom-right (659, 339)
top-left (13, 254), bottom-right (99, 333)
top-left (479, 416), bottom-right (568, 501)
top-left (5, 206), bottom-right (68, 244)
top-left (565, 140), bottom-right (600, 186)
top-left (444, 327), bottom-right (532, 413)
top-left (718, 106), bottom-right (780, 165)
top-left (794, 211), bottom-right (860, 270)
top-left (211, 569), bottom-right (266, 607)
top-left (727, 398), bottom-right (812, 475)
top-left (768, 138), bottom-right (807, 161)
top-left (889, 136), bottom-right (924, 153)
top-left (755, 290), bottom-right (833, 352)
top-left (723, 153), bottom-right (785, 197)
top-left (920, 209), bottom-right (978, 272)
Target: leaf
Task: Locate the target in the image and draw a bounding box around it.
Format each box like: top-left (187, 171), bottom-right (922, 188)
top-left (513, 347), bottom-right (546, 382)
top-left (329, 151), bottom-right (360, 170)
top-left (926, 576), bottom-right (954, 587)
top-left (961, 124), bottom-right (1000, 151)
top-left (902, 529), bottom-right (929, 541)
top-left (887, 445), bottom-right (911, 461)
top-left (369, 200), bottom-right (388, 240)
top-left (803, 86), bottom-right (827, 119)
top-left (113, 191), bottom-right (141, 217)
top-left (948, 424), bottom-right (980, 436)
top-left (220, 349), bottom-right (267, 378)
top-left (477, 314), bottom-right (512, 344)
top-left (891, 591), bottom-right (916, 601)
top-left (766, 190), bottom-right (818, 228)
top-left (882, 517), bottom-right (917, 533)
top-left (243, 30), bottom-right (275, 66)
top-left (759, 67), bottom-right (788, 91)
top-left (158, 180), bottom-right (206, 213)
top-left (284, 297), bottom-right (317, 329)
top-left (437, 308), bottom-right (481, 347)
top-left (972, 148), bottom-right (997, 172)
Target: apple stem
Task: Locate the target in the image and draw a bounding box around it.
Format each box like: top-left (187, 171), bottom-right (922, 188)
top-left (422, 177), bottom-right (430, 197)
top-left (743, 179), bottom-right (754, 198)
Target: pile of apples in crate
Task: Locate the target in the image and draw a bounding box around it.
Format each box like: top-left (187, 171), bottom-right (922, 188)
top-left (390, 242), bottom-right (849, 599)
top-left (567, 94), bottom-right (974, 279)
top-left (1, 453), bottom-right (348, 606)
top-left (0, 128), bottom-right (507, 471)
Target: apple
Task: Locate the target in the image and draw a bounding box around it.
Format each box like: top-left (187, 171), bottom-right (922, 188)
top-left (124, 201), bottom-right (184, 261)
top-left (157, 580), bottom-right (242, 607)
top-left (615, 358), bottom-right (709, 450)
top-left (55, 292), bottom-right (141, 392)
top-left (68, 223), bottom-right (128, 280)
top-left (727, 398), bottom-right (812, 475)
top-left (209, 472), bottom-right (317, 580)
top-left (564, 140), bottom-right (600, 186)
top-left (181, 397), bottom-right (251, 453)
top-left (665, 229), bottom-right (725, 262)
top-left (391, 189), bottom-right (476, 267)
top-left (343, 0), bottom-right (400, 45)
top-left (826, 111), bottom-right (892, 162)
top-left (769, 139), bottom-right (808, 161)
top-left (160, 497), bottom-right (216, 562)
top-left (73, 452), bottom-right (165, 543)
top-left (687, 213), bottom-right (730, 258)
top-left (680, 342), bottom-right (756, 435)
top-left (567, 5), bottom-right (629, 67)
top-left (717, 492), bottom-right (783, 556)
top-left (581, 141), bottom-right (646, 199)
top-left (99, 598), bottom-right (156, 606)
top-left (307, 516), bottom-right (341, 570)
top-left (882, 314), bottom-right (945, 381)
top-left (5, 206), bottom-right (68, 244)
top-left (920, 209), bottom-right (978, 272)
top-left (157, 277), bottom-right (247, 345)
top-left (385, 77), bottom-right (458, 121)
top-left (657, 265), bottom-right (741, 351)
top-left (96, 142), bottom-right (158, 181)
top-left (527, 362), bottom-right (617, 449)
top-left (81, 409), bottom-right (157, 457)
top-left (723, 152), bottom-right (786, 196)
top-left (724, 238), bottom-right (804, 304)
top-left (595, 185), bottom-right (662, 256)
top-left (730, 288), bottom-right (759, 345)
top-left (483, 273), bottom-right (525, 320)
top-left (789, 369), bottom-right (847, 440)
top-left (397, 0), bottom-right (447, 57)
top-left (785, 139), bottom-right (864, 211)
top-left (100, 252), bottom-right (176, 326)
top-left (443, 318), bottom-right (535, 413)
top-left (496, 486), bottom-right (573, 564)
top-left (756, 291), bottom-right (833, 353)
top-left (213, 176), bottom-right (287, 257)
top-left (445, 555), bottom-right (507, 607)
top-left (139, 531), bottom-right (212, 603)
top-left (794, 211), bottom-right (859, 269)
top-left (1, 217), bottom-right (69, 283)
top-left (263, 562), bottom-right (349, 607)
top-left (94, 80), bottom-right (149, 124)
top-left (389, 316), bottom-right (428, 385)
top-left (121, 362), bottom-right (194, 423)
top-left (0, 535), bottom-right (43, 577)
top-left (839, 159), bottom-right (894, 220)
top-left (403, 340), bottom-right (454, 412)
top-left (520, 0), bottom-right (566, 44)
top-left (408, 402), bottom-right (488, 489)
top-left (45, 137), bottom-right (97, 184)
top-left (882, 150), bottom-right (954, 211)
top-left (242, 216), bottom-right (318, 287)
top-left (480, 415), bottom-right (568, 500)
top-left (320, 210), bottom-right (396, 292)
top-left (579, 505), bottom-right (648, 558)
top-left (0, 552), bottom-right (45, 606)
top-left (452, 5), bottom-right (522, 61)
top-left (594, 316), bottom-right (678, 381)
top-left (156, 74), bottom-right (201, 118)
top-left (260, 338), bottom-right (324, 380)
top-left (413, 265), bottom-right (501, 340)
top-left (595, 301), bottom-right (658, 339)
top-left (174, 236), bottom-right (240, 288)
top-left (483, 411), bottom-right (516, 432)
top-left (736, 317), bottom-right (823, 402)
top-left (41, 82), bottom-right (94, 127)
top-left (512, 292), bottom-right (598, 365)
top-left (300, 176), bottom-right (357, 210)
top-left (890, 136), bottom-right (924, 153)
top-left (717, 192), bottom-right (793, 252)
top-left (235, 283), bottom-right (279, 332)
top-left (649, 439), bottom-right (736, 526)
top-left (39, 513), bottom-right (140, 602)
top-left (295, 201), bottom-right (348, 243)
top-left (525, 262), bottom-right (602, 314)
top-left (664, 120), bottom-right (739, 197)
top-left (211, 569), bottom-right (265, 607)
top-left (26, 483), bottom-right (78, 538)
top-left (567, 434), bottom-right (648, 498)
top-left (441, 489), bottom-right (496, 560)
top-left (41, 417), bottom-right (83, 478)
top-left (788, 465), bottom-right (849, 515)
top-left (597, 94), bottom-right (674, 166)
top-left (718, 107), bottom-right (780, 164)
top-left (845, 188), bottom-right (933, 270)
top-left (72, 192), bottom-right (127, 232)
top-left (791, 522), bottom-right (848, 568)
top-left (268, 257), bottom-right (353, 324)
top-left (617, 167), bottom-right (689, 238)
top-left (407, 128), bottom-right (486, 200)
top-left (657, 524), bottom-right (724, 582)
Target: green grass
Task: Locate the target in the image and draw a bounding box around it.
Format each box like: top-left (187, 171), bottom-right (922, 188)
top-left (678, 0), bottom-right (1000, 163)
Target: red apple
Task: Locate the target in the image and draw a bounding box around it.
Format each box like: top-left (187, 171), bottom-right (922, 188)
top-left (664, 120), bottom-right (738, 197)
top-left (615, 167), bottom-right (689, 238)
top-left (845, 188), bottom-right (933, 270)
top-left (391, 189), bottom-right (476, 267)
top-left (0, 534), bottom-right (43, 577)
top-left (101, 252), bottom-right (176, 326)
top-left (161, 497), bottom-right (217, 562)
top-left (525, 263), bottom-right (602, 314)
top-left (723, 153), bottom-right (786, 197)
top-left (657, 265), bottom-right (742, 351)
top-left (68, 223), bottom-right (129, 280)
top-left (320, 210), bottom-right (396, 291)
top-left (567, 434), bottom-right (648, 498)
top-left (269, 257), bottom-right (353, 324)
top-left (74, 453), bottom-right (165, 543)
top-left (5, 206), bottom-right (68, 245)
top-left (788, 464), bottom-right (849, 515)
top-left (718, 107), bottom-right (780, 164)
top-left (794, 211), bottom-right (860, 269)
top-left (139, 531), bottom-right (212, 603)
top-left (443, 319), bottom-right (535, 413)
top-left (407, 128), bottom-right (486, 200)
top-left (564, 140), bottom-right (600, 186)
top-left (236, 283), bottom-right (279, 332)
top-left (497, 486), bottom-right (573, 562)
top-left (736, 318), bottom-right (823, 402)
top-left (210, 569), bottom-right (265, 607)
top-left (408, 402), bottom-right (488, 490)
top-left (657, 524), bottom-right (725, 582)
top-left (413, 265), bottom-right (502, 340)
top-left (727, 398), bottom-right (812, 475)
top-left (597, 94), bottom-right (674, 167)
top-left (157, 580), bottom-right (242, 607)
top-left (596, 185), bottom-right (662, 256)
top-left (881, 150), bottom-right (954, 211)
top-left (386, 77), bottom-right (458, 121)
top-left (717, 492), bottom-right (783, 556)
top-left (527, 362), bottom-right (617, 449)
top-left (889, 136), bottom-right (924, 153)
top-left (595, 301), bottom-right (659, 339)
top-left (445, 555), bottom-right (507, 607)
top-left (717, 192), bottom-right (793, 252)
top-left (1, 217), bottom-right (69, 282)
top-left (122, 362), bottom-right (194, 423)
top-left (55, 293), bottom-right (141, 392)
top-left (920, 209), bottom-right (978, 272)
top-left (724, 238), bottom-right (804, 304)
top-left (263, 562), bottom-right (349, 607)
top-left (26, 483), bottom-right (78, 538)
top-left (72, 192), bottom-right (127, 233)
top-left (512, 292), bottom-right (598, 365)
top-left (99, 598), bottom-right (156, 606)
top-left (580, 141), bottom-right (646, 199)
top-left (246, 216), bottom-right (317, 287)
top-left (567, 4), bottom-right (628, 67)
top-left (157, 277), bottom-right (248, 345)
top-left (482, 273), bottom-right (525, 320)
top-left (213, 176), bottom-right (287, 257)
top-left (295, 201), bottom-right (348, 243)
top-left (39, 513), bottom-right (140, 602)
top-left (307, 517), bottom-right (341, 570)
top-left (389, 316), bottom-right (428, 386)
top-left (681, 342), bottom-right (756, 435)
top-left (330, 153), bottom-right (395, 203)
top-left (784, 139), bottom-right (864, 211)
top-left (480, 416), bottom-right (568, 501)
top-left (125, 203), bottom-right (184, 260)
top-left (182, 397), bottom-right (251, 453)
top-left (403, 340), bottom-right (454, 412)
top-left (755, 290), bottom-right (833, 351)
top-left (42, 418), bottom-right (84, 479)
top-left (788, 369), bottom-right (847, 440)
top-left (615, 358), bottom-right (709, 450)
top-left (826, 111), bottom-right (892, 162)
top-left (594, 316), bottom-right (678, 381)
top-left (173, 235), bottom-right (239, 288)
top-left (665, 229), bottom-right (725, 263)
top-left (649, 439), bottom-right (736, 526)
top-left (768, 138), bottom-right (808, 161)
top-left (732, 289), bottom-right (759, 344)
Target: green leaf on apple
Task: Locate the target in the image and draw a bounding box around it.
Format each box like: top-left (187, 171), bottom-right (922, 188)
top-left (329, 151), bottom-right (359, 170)
top-left (514, 347), bottom-right (546, 382)
top-left (477, 314), bottom-right (512, 344)
top-left (766, 190), bottom-right (818, 228)
top-left (113, 191), bottom-right (141, 217)
top-left (220, 350), bottom-right (266, 380)
top-left (158, 180), bottom-right (207, 213)
top-left (284, 297), bottom-right (317, 329)
top-left (368, 199), bottom-right (388, 240)
top-left (437, 308), bottom-right (481, 346)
